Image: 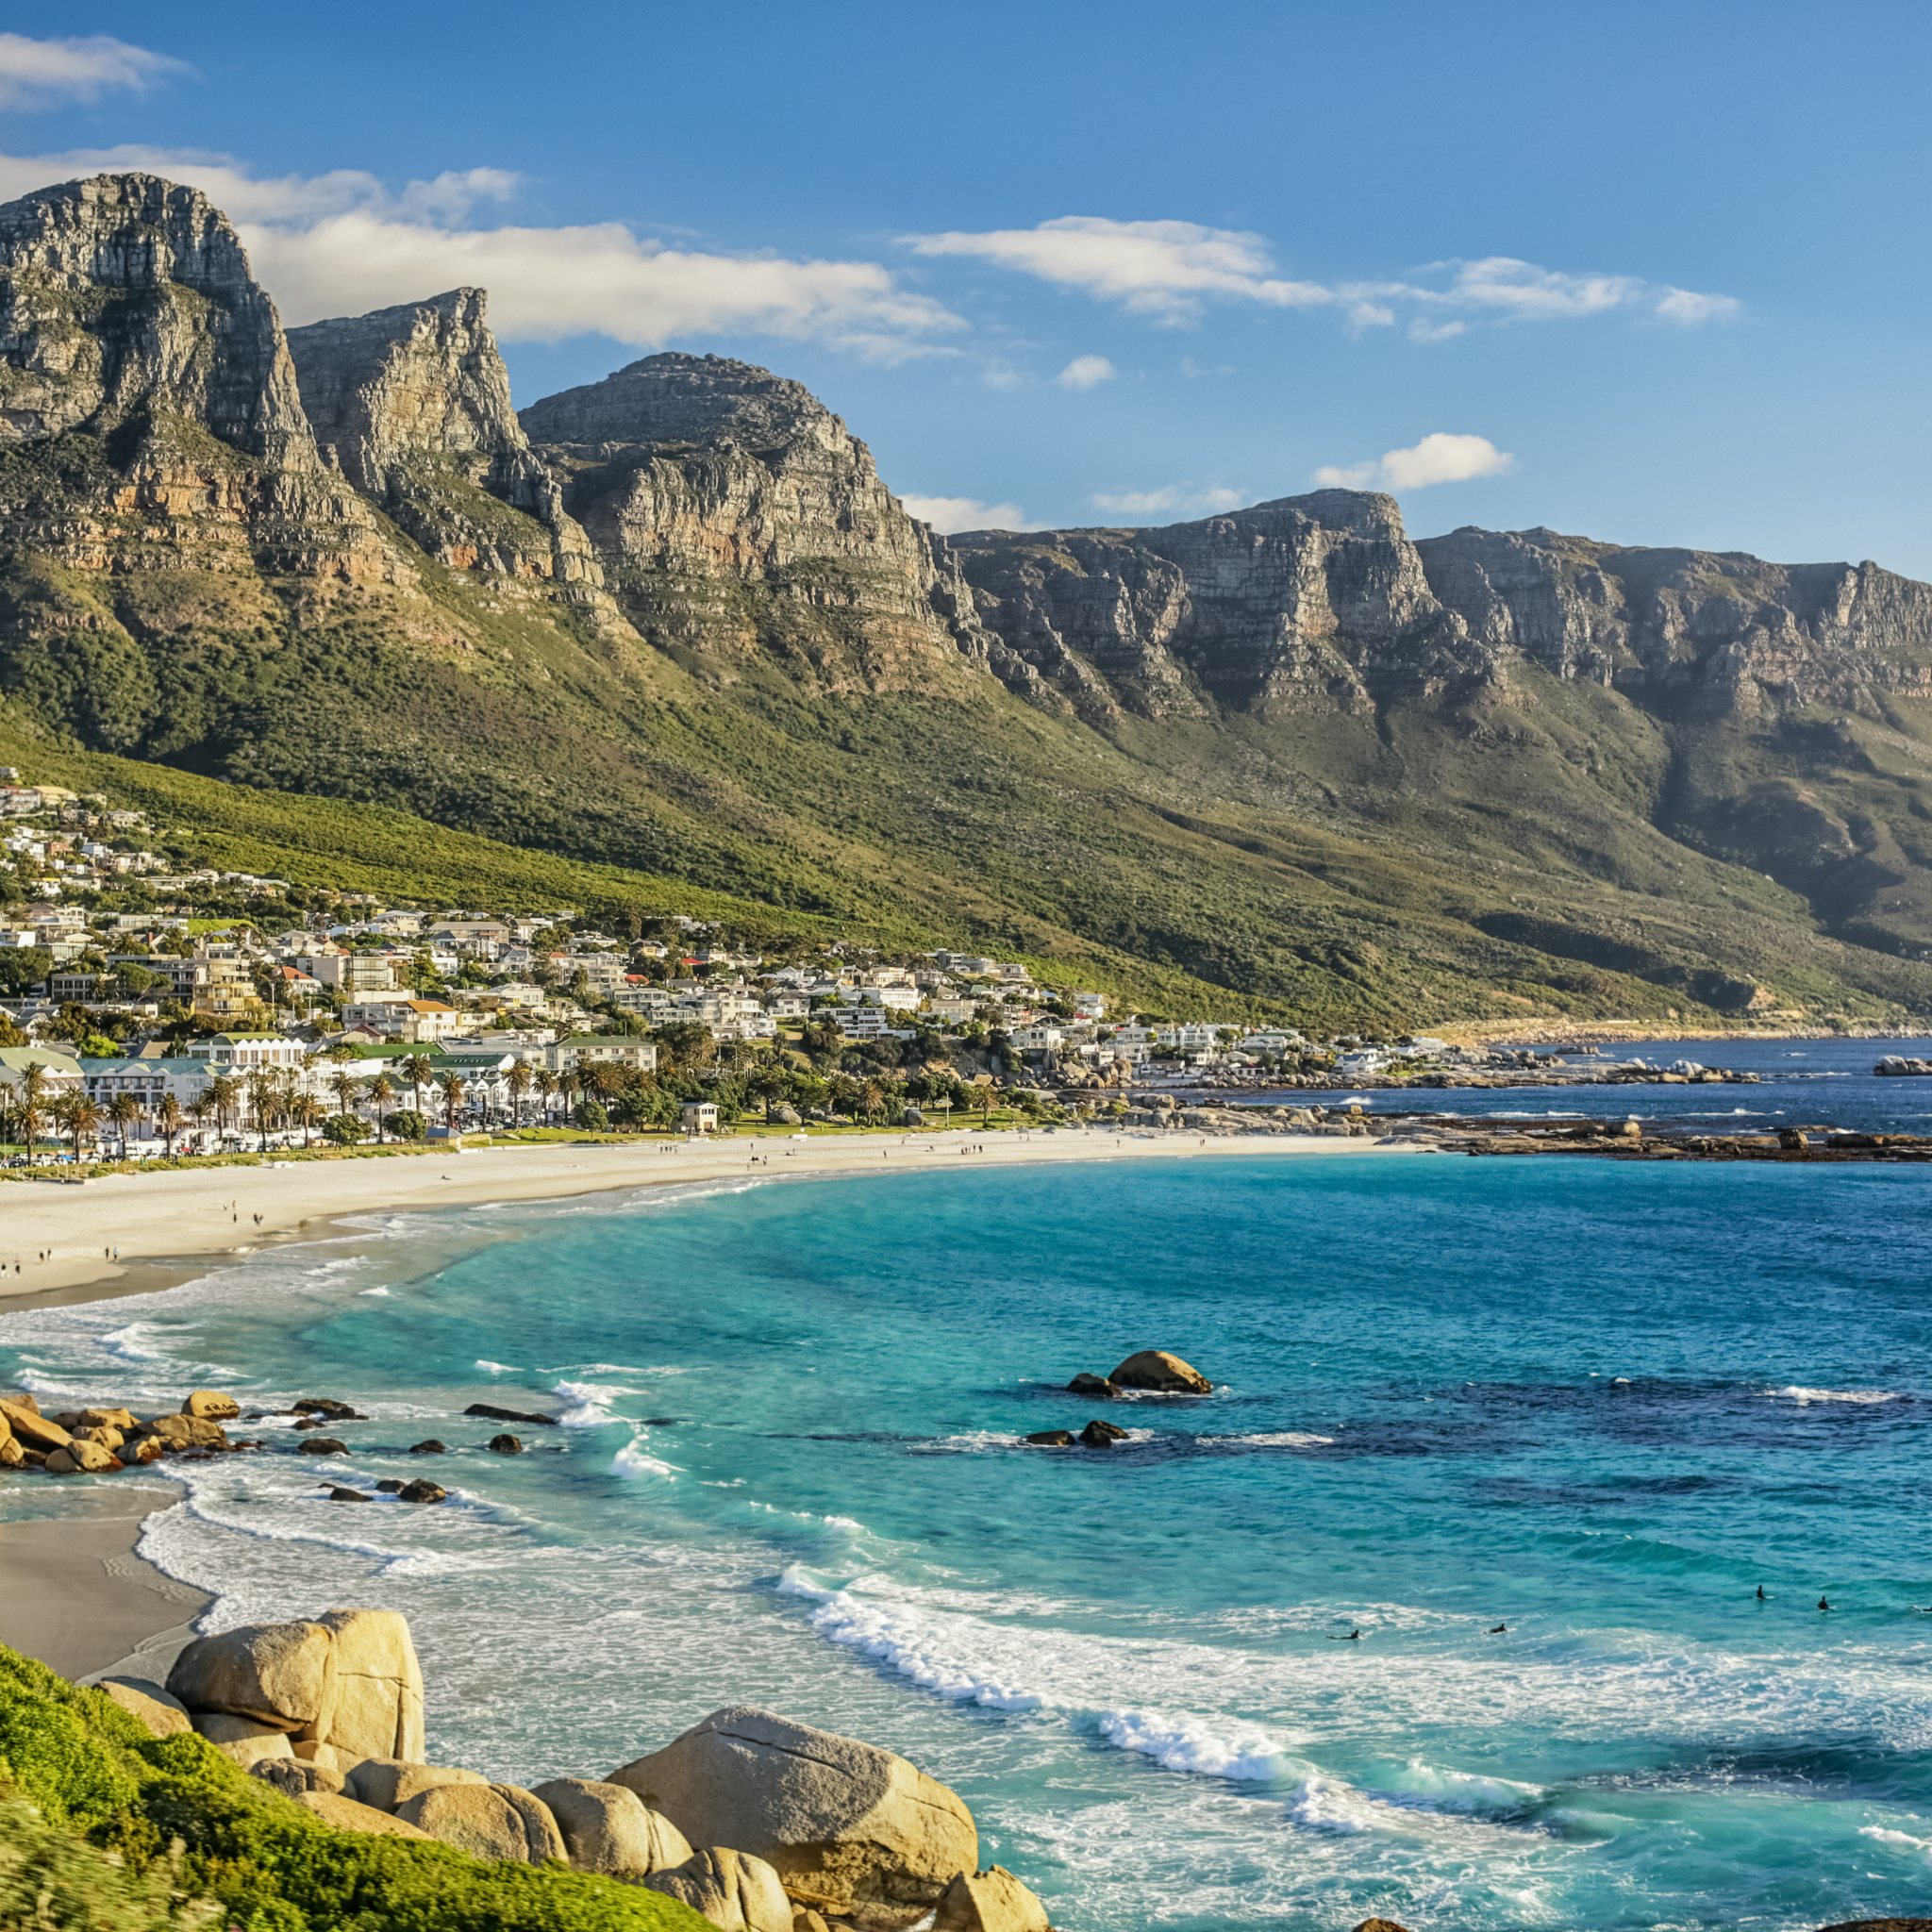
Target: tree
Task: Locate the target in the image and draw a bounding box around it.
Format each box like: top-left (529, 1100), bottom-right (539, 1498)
top-left (574, 1098), bottom-right (610, 1132)
top-left (368, 1073), bottom-right (395, 1144)
top-left (187, 1091), bottom-right (216, 1149)
top-left (748, 1063), bottom-right (787, 1122)
top-left (389, 1108), bottom-right (427, 1142)
top-left (155, 1092), bottom-right (183, 1156)
top-left (0, 947), bottom-right (51, 997)
top-left (506, 1061), bottom-right (531, 1126)
top-left (537, 1067), bottom-right (559, 1124)
top-left (331, 1067), bottom-right (360, 1124)
top-left (976, 1085), bottom-right (995, 1125)
top-left (52, 1091), bottom-right (100, 1161)
top-left (106, 1091), bottom-right (141, 1158)
top-left (440, 1073), bottom-right (467, 1128)
top-left (401, 1054), bottom-right (434, 1119)
top-left (289, 1092), bottom-right (323, 1149)
top-left (323, 1113), bottom-right (370, 1146)
top-left (245, 1071), bottom-right (277, 1152)
top-left (14, 1060), bottom-right (46, 1164)
top-left (208, 1074), bottom-right (242, 1146)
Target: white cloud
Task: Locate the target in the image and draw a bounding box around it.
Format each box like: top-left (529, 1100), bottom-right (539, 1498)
top-left (1057, 354), bottom-right (1115, 389)
top-left (898, 493), bottom-right (1035, 534)
top-left (905, 216), bottom-right (1330, 322)
top-left (0, 146), bottom-right (963, 358)
top-left (1091, 484), bottom-right (1245, 518)
top-left (0, 34), bottom-right (186, 111)
top-left (1314, 432), bottom-right (1514, 492)
top-left (1341, 256), bottom-right (1735, 338)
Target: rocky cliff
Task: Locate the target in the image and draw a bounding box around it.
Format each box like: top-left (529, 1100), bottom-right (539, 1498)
top-left (519, 354), bottom-right (1008, 692)
top-left (285, 290), bottom-right (607, 600)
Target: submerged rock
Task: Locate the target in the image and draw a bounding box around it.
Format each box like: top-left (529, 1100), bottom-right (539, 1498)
top-left (465, 1403), bottom-right (558, 1425)
top-left (1108, 1351), bottom-right (1211, 1394)
top-left (1024, 1430), bottom-right (1074, 1447)
top-left (1064, 1373), bottom-right (1118, 1398)
top-left (488, 1434), bottom-right (524, 1455)
top-left (1079, 1420), bottom-right (1127, 1448)
top-left (398, 1479), bottom-right (448, 1504)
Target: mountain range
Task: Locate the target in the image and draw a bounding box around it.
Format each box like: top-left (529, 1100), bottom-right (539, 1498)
top-left (4, 170), bottom-right (1932, 1028)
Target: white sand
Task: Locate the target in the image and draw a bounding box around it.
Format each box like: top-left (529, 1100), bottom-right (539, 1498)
top-left (0, 1128), bottom-right (1405, 1303)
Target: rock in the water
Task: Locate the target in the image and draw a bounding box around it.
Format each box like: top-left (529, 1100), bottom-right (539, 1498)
top-left (0, 1439), bottom-right (21, 1468)
top-left (464, 1403), bottom-right (558, 1425)
top-left (193, 1711), bottom-right (296, 1765)
top-left (0, 1397), bottom-right (71, 1452)
top-left (326, 1487), bottom-right (371, 1502)
top-left (170, 1623), bottom-right (336, 1734)
top-left (315, 1607), bottom-right (426, 1762)
top-left (1078, 1420), bottom-right (1127, 1448)
top-left (531, 1776), bottom-right (693, 1874)
top-left (1024, 1430), bottom-right (1074, 1447)
top-left (375, 1480), bottom-right (405, 1494)
top-left (488, 1434), bottom-right (524, 1455)
top-left (637, 1846), bottom-right (793, 1932)
top-left (78, 1407), bottom-right (137, 1431)
top-left (291, 1398), bottom-right (360, 1419)
top-left (45, 1440), bottom-right (123, 1474)
top-left (1065, 1374), bottom-right (1118, 1398)
top-left (398, 1478), bottom-right (448, 1504)
top-left (395, 1781), bottom-right (567, 1863)
top-left (295, 1790), bottom-right (434, 1839)
top-left (607, 1705), bottom-right (977, 1928)
top-left (182, 1391), bottom-right (241, 1421)
top-left (95, 1676), bottom-right (192, 1738)
top-left (1350, 1921), bottom-right (1417, 1932)
top-left (346, 1757), bottom-right (488, 1813)
top-left (408, 1440), bottom-right (447, 1455)
top-left (934, 1866), bottom-right (1051, 1932)
top-left (1108, 1351), bottom-right (1211, 1394)
top-left (296, 1438), bottom-right (349, 1456)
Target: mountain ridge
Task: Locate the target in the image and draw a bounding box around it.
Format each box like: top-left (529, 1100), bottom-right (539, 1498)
top-left (2, 169), bottom-right (1931, 1028)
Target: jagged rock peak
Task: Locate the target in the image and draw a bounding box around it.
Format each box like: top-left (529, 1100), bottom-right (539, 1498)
top-left (0, 172), bottom-right (315, 469)
top-left (286, 288), bottom-right (528, 494)
top-left (518, 352), bottom-right (845, 453)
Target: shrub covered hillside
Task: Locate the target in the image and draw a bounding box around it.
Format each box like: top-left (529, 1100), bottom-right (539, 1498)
top-left (0, 1644), bottom-right (708, 1932)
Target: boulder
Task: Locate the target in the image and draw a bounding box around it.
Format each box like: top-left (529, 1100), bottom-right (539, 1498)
top-left (1078, 1420), bottom-right (1126, 1448)
top-left (935, 1867), bottom-right (1051, 1932)
top-left (489, 1434), bottom-right (524, 1455)
top-left (193, 1711), bottom-right (296, 1766)
top-left (638, 1846), bottom-right (793, 1932)
top-left (395, 1781), bottom-right (567, 1862)
top-left (291, 1740), bottom-right (344, 1770)
top-left (45, 1441), bottom-right (123, 1474)
top-left (1023, 1430), bottom-right (1074, 1447)
top-left (375, 1480), bottom-right (404, 1494)
top-left (95, 1676), bottom-right (192, 1739)
top-left (3, 1391), bottom-right (38, 1411)
top-left (1064, 1374), bottom-right (1117, 1399)
top-left (398, 1479), bottom-right (447, 1504)
top-left (464, 1403), bottom-right (557, 1425)
top-left (295, 1790), bottom-right (434, 1839)
top-left (608, 1707), bottom-right (977, 1928)
top-left (315, 1608), bottom-right (426, 1761)
top-left (253, 1757), bottom-right (346, 1798)
top-left (1108, 1351), bottom-right (1211, 1394)
top-left (168, 1620), bottom-right (338, 1734)
top-left (0, 1397), bottom-right (71, 1452)
top-left (1349, 1922), bottom-right (1416, 1932)
top-left (326, 1487), bottom-right (372, 1502)
top-left (345, 1757), bottom-right (487, 1813)
top-left (0, 1439), bottom-right (22, 1469)
top-left (75, 1426), bottom-right (125, 1449)
top-left (408, 1440), bottom-right (447, 1455)
top-left (78, 1407), bottom-right (136, 1430)
top-left (296, 1438), bottom-right (349, 1456)
top-left (183, 1391), bottom-right (242, 1421)
top-left (532, 1776), bottom-right (693, 1874)
top-left (292, 1398), bottom-right (360, 1419)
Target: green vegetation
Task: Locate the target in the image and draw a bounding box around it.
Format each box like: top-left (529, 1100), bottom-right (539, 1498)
top-left (0, 1643), bottom-right (708, 1932)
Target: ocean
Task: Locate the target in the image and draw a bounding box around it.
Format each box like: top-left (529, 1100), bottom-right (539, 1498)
top-left (3, 1144), bottom-right (1931, 1931)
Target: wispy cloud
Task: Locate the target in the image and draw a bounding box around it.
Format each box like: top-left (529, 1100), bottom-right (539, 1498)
top-left (0, 33), bottom-right (186, 111)
top-left (1091, 484), bottom-right (1246, 518)
top-left (0, 146), bottom-right (963, 359)
top-left (905, 216), bottom-right (1330, 323)
top-left (1314, 432), bottom-right (1514, 492)
top-left (1057, 354), bottom-right (1115, 389)
top-left (1341, 257), bottom-right (1734, 339)
top-left (898, 493), bottom-right (1037, 534)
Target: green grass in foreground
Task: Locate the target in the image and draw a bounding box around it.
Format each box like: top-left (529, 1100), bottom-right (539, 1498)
top-left (0, 1644), bottom-right (709, 1932)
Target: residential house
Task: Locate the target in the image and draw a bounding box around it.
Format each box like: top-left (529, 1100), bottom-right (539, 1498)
top-left (0, 1046), bottom-right (83, 1098)
top-left (78, 1057), bottom-right (210, 1117)
top-left (680, 1101), bottom-right (719, 1134)
top-left (186, 1033), bottom-right (309, 1071)
top-left (545, 1036), bottom-right (659, 1074)
top-left (342, 997), bottom-right (466, 1042)
top-left (299, 950), bottom-right (403, 993)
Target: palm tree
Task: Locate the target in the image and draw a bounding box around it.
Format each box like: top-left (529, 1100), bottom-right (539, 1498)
top-left (537, 1067), bottom-right (559, 1125)
top-left (440, 1073), bottom-right (467, 1129)
top-left (245, 1070), bottom-right (275, 1152)
top-left (208, 1074), bottom-right (242, 1147)
top-left (331, 1066), bottom-right (360, 1122)
top-left (402, 1054), bottom-right (434, 1122)
top-left (18, 1061), bottom-right (45, 1165)
top-left (289, 1092), bottom-right (322, 1148)
top-left (506, 1061), bottom-right (531, 1128)
top-left (187, 1091), bottom-right (217, 1150)
top-left (368, 1072), bottom-right (395, 1144)
top-left (54, 1091), bottom-right (101, 1162)
top-left (107, 1091), bottom-right (141, 1159)
top-left (155, 1092), bottom-right (183, 1156)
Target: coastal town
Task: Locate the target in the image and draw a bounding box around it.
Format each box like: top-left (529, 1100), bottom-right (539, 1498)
top-left (0, 773), bottom-right (1617, 1160)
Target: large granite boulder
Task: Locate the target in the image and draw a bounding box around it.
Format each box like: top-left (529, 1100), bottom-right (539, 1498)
top-left (1108, 1351), bottom-right (1211, 1394)
top-left (45, 1440), bottom-right (123, 1474)
top-left (395, 1782), bottom-right (567, 1863)
top-left (345, 1758), bottom-right (487, 1813)
top-left (608, 1707), bottom-right (976, 1928)
top-left (95, 1676), bottom-right (192, 1739)
top-left (169, 1621), bottom-right (336, 1734)
top-left (295, 1790), bottom-right (435, 1839)
top-left (0, 1397), bottom-right (70, 1452)
top-left (935, 1867), bottom-right (1052, 1932)
top-left (193, 1711), bottom-right (295, 1766)
top-left (531, 1776), bottom-right (693, 1874)
top-left (314, 1607), bottom-right (425, 1760)
top-left (182, 1391), bottom-right (242, 1421)
top-left (638, 1846), bottom-right (793, 1932)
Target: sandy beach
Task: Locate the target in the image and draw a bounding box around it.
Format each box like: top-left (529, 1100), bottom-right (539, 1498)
top-left (0, 1127), bottom-right (1406, 1305)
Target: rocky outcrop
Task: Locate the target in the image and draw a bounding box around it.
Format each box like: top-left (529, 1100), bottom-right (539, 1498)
top-left (285, 289), bottom-right (608, 601)
top-left (1108, 1350), bottom-right (1212, 1393)
top-left (394, 1781), bottom-right (567, 1863)
top-left (531, 1776), bottom-right (693, 1875)
top-left (345, 1757), bottom-right (486, 1812)
top-left (607, 1705), bottom-right (978, 1928)
top-left (521, 353), bottom-right (1012, 692)
top-left (934, 1866), bottom-right (1052, 1932)
top-left (640, 1846), bottom-right (794, 1932)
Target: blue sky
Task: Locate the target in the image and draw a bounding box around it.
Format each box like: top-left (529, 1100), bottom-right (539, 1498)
top-left (3, 1), bottom-right (1929, 569)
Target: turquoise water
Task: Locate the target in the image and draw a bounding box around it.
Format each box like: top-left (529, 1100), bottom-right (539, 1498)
top-left (5, 1149), bottom-right (1932, 1930)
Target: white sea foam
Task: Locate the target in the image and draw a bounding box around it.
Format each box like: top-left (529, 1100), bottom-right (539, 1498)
top-left (611, 1441), bottom-right (681, 1478)
top-left (475, 1359), bottom-right (518, 1374)
top-left (554, 1380), bottom-right (635, 1425)
top-left (1200, 1431), bottom-right (1336, 1448)
top-left (1860, 1826), bottom-right (1932, 1852)
top-left (358, 1288), bottom-right (391, 1298)
top-left (1770, 1386), bottom-right (1900, 1405)
top-left (1097, 1707), bottom-right (1306, 1781)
